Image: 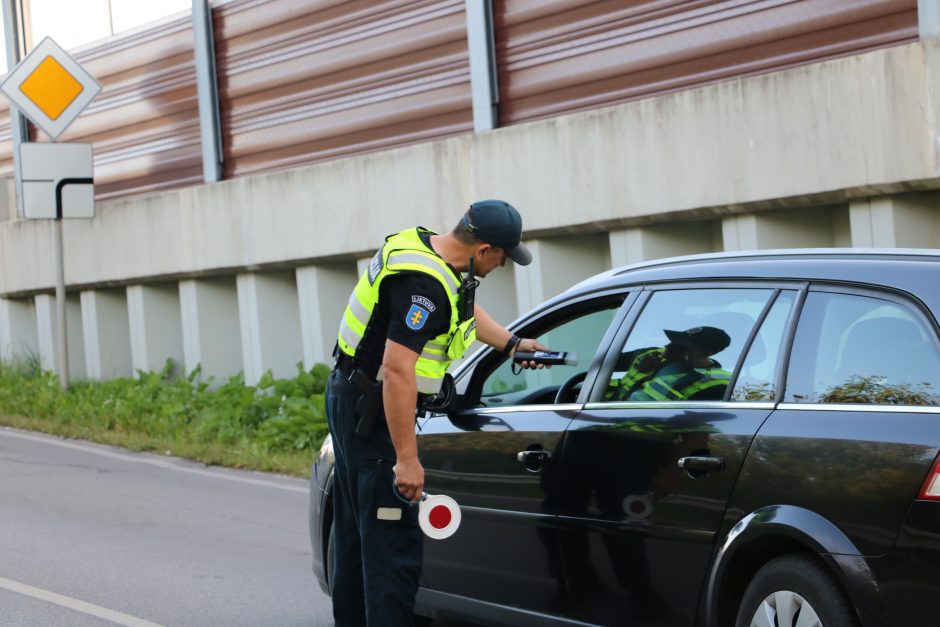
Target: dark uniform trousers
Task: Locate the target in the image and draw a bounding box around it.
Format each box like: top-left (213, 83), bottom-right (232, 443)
top-left (326, 369), bottom-right (424, 627)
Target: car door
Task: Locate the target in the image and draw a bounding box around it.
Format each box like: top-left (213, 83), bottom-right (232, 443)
top-left (727, 285), bottom-right (940, 563)
top-left (554, 284), bottom-right (798, 626)
top-left (416, 290), bottom-right (635, 616)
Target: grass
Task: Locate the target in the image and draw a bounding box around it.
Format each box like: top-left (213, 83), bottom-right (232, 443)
top-left (0, 358), bottom-right (331, 477)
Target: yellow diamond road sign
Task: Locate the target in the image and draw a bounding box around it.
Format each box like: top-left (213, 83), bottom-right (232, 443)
top-left (0, 37), bottom-right (101, 139)
top-left (20, 56), bottom-right (85, 120)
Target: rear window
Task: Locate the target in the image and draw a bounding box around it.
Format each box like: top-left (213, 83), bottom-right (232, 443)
top-left (785, 291), bottom-right (940, 406)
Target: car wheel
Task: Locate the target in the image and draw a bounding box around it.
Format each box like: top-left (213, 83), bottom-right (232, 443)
top-left (735, 554), bottom-right (858, 627)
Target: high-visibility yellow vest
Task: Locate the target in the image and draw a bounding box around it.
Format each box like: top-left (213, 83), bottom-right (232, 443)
top-left (337, 227), bottom-right (476, 394)
top-left (630, 365), bottom-right (731, 402)
top-left (605, 347), bottom-right (667, 400)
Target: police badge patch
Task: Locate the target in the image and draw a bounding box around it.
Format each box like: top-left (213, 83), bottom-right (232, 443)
top-left (406, 304), bottom-right (430, 330)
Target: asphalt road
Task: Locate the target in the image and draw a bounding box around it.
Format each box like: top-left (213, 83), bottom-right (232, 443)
top-left (0, 426), bottom-right (331, 626)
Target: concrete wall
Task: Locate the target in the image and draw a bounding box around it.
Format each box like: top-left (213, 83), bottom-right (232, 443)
top-left (1, 40), bottom-right (939, 298)
top-left (2, 39), bottom-right (940, 378)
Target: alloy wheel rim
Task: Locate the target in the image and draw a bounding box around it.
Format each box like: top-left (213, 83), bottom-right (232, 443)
top-left (749, 590), bottom-right (822, 627)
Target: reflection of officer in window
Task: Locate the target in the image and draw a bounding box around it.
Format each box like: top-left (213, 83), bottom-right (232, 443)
top-left (629, 326), bottom-right (732, 401)
top-left (605, 343), bottom-right (685, 400)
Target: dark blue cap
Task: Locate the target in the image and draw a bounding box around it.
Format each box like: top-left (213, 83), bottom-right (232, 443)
top-left (463, 199), bottom-right (532, 265)
top-left (664, 326), bottom-right (731, 355)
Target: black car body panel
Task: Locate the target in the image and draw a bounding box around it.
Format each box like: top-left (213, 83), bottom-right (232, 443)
top-left (310, 442), bottom-right (334, 595)
top-left (309, 249), bottom-right (940, 626)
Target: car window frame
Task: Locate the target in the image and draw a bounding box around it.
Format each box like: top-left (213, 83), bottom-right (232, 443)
top-left (778, 281), bottom-right (940, 409)
top-left (448, 287), bottom-right (640, 414)
top-left (586, 280), bottom-right (808, 407)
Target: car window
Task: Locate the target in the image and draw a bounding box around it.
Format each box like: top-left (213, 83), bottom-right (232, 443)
top-left (730, 291), bottom-right (797, 401)
top-left (785, 291), bottom-right (940, 406)
top-left (602, 288), bottom-right (774, 403)
top-left (478, 305), bottom-right (620, 407)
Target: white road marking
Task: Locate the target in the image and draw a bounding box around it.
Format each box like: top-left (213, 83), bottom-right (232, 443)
top-left (0, 576), bottom-right (165, 626)
top-left (0, 427), bottom-right (308, 493)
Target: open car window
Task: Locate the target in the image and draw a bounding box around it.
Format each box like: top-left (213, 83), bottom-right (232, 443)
top-left (467, 297), bottom-right (625, 408)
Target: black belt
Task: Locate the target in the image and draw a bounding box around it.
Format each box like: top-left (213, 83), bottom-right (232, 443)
top-left (333, 352), bottom-right (376, 394)
top-left (333, 351), bottom-right (357, 377)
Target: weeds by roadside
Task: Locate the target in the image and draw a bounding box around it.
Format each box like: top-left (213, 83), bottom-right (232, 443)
top-left (0, 358), bottom-right (329, 477)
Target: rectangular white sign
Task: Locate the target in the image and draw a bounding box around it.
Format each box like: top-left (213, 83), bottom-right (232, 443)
top-left (20, 142), bottom-right (94, 219)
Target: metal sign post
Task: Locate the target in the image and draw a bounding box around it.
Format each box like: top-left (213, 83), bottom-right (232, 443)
top-left (53, 218), bottom-right (67, 388)
top-left (0, 37), bottom-right (101, 388)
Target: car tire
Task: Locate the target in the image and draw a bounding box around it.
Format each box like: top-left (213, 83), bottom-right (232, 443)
top-left (735, 553), bottom-right (858, 627)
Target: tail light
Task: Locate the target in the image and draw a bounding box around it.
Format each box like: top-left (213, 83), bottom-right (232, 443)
top-left (918, 454), bottom-right (940, 500)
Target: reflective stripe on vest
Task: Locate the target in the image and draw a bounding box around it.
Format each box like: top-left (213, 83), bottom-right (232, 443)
top-left (605, 348), bottom-right (666, 400)
top-left (336, 227), bottom-right (473, 394)
top-left (630, 367), bottom-right (731, 401)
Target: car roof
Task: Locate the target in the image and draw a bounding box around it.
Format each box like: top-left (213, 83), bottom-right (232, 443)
top-left (557, 248), bottom-right (940, 313)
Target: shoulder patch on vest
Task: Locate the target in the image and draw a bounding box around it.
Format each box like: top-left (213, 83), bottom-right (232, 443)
top-left (411, 294), bottom-right (436, 312)
top-left (368, 250), bottom-right (384, 285)
top-left (406, 304), bottom-right (430, 330)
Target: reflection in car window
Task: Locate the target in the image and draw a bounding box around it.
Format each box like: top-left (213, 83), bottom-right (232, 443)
top-left (731, 291), bottom-right (796, 401)
top-left (604, 289), bottom-right (774, 402)
top-left (480, 307), bottom-right (619, 406)
top-left (785, 292), bottom-right (940, 405)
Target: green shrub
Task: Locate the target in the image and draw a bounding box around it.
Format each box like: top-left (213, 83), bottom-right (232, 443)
top-left (0, 358), bottom-right (330, 476)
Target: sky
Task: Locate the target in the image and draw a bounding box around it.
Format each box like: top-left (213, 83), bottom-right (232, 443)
top-left (2, 0), bottom-right (191, 72)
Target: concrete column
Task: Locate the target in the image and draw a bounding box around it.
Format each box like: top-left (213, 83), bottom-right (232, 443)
top-left (849, 193), bottom-right (940, 248)
top-left (609, 222), bottom-right (721, 268)
top-left (66, 294), bottom-right (85, 379)
top-left (513, 234), bottom-right (610, 315)
top-left (296, 263), bottom-right (358, 369)
top-left (35, 293), bottom-right (85, 378)
top-left (179, 277), bottom-right (242, 382)
top-left (476, 261), bottom-right (518, 328)
top-left (722, 206), bottom-right (844, 251)
top-left (127, 284), bottom-right (184, 375)
top-left (0, 297), bottom-right (37, 362)
top-left (35, 294), bottom-right (54, 372)
top-left (81, 289), bottom-right (133, 380)
top-left (236, 271), bottom-right (303, 385)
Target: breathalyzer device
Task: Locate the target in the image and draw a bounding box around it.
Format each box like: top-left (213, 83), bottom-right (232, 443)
top-left (512, 350), bottom-right (579, 366)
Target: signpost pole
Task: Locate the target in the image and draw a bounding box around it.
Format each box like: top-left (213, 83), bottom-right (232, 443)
top-left (53, 217), bottom-right (68, 388)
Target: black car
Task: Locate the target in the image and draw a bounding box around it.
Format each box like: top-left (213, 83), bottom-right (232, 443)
top-left (309, 249), bottom-right (940, 627)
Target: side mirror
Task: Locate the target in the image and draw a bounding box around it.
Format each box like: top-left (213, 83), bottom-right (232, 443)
top-left (422, 373), bottom-right (456, 414)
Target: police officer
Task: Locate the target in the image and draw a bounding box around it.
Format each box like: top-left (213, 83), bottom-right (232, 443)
top-left (327, 200), bottom-right (547, 626)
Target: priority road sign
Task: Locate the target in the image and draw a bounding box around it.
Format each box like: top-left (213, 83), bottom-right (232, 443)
top-left (0, 37), bottom-right (102, 139)
top-left (20, 142), bottom-right (94, 219)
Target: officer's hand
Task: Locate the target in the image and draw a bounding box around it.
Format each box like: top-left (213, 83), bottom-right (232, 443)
top-left (515, 338), bottom-right (552, 369)
top-left (393, 457), bottom-right (425, 504)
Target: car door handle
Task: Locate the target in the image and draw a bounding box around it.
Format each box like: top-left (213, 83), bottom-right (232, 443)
top-left (517, 450), bottom-right (553, 464)
top-left (678, 456), bottom-right (725, 471)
